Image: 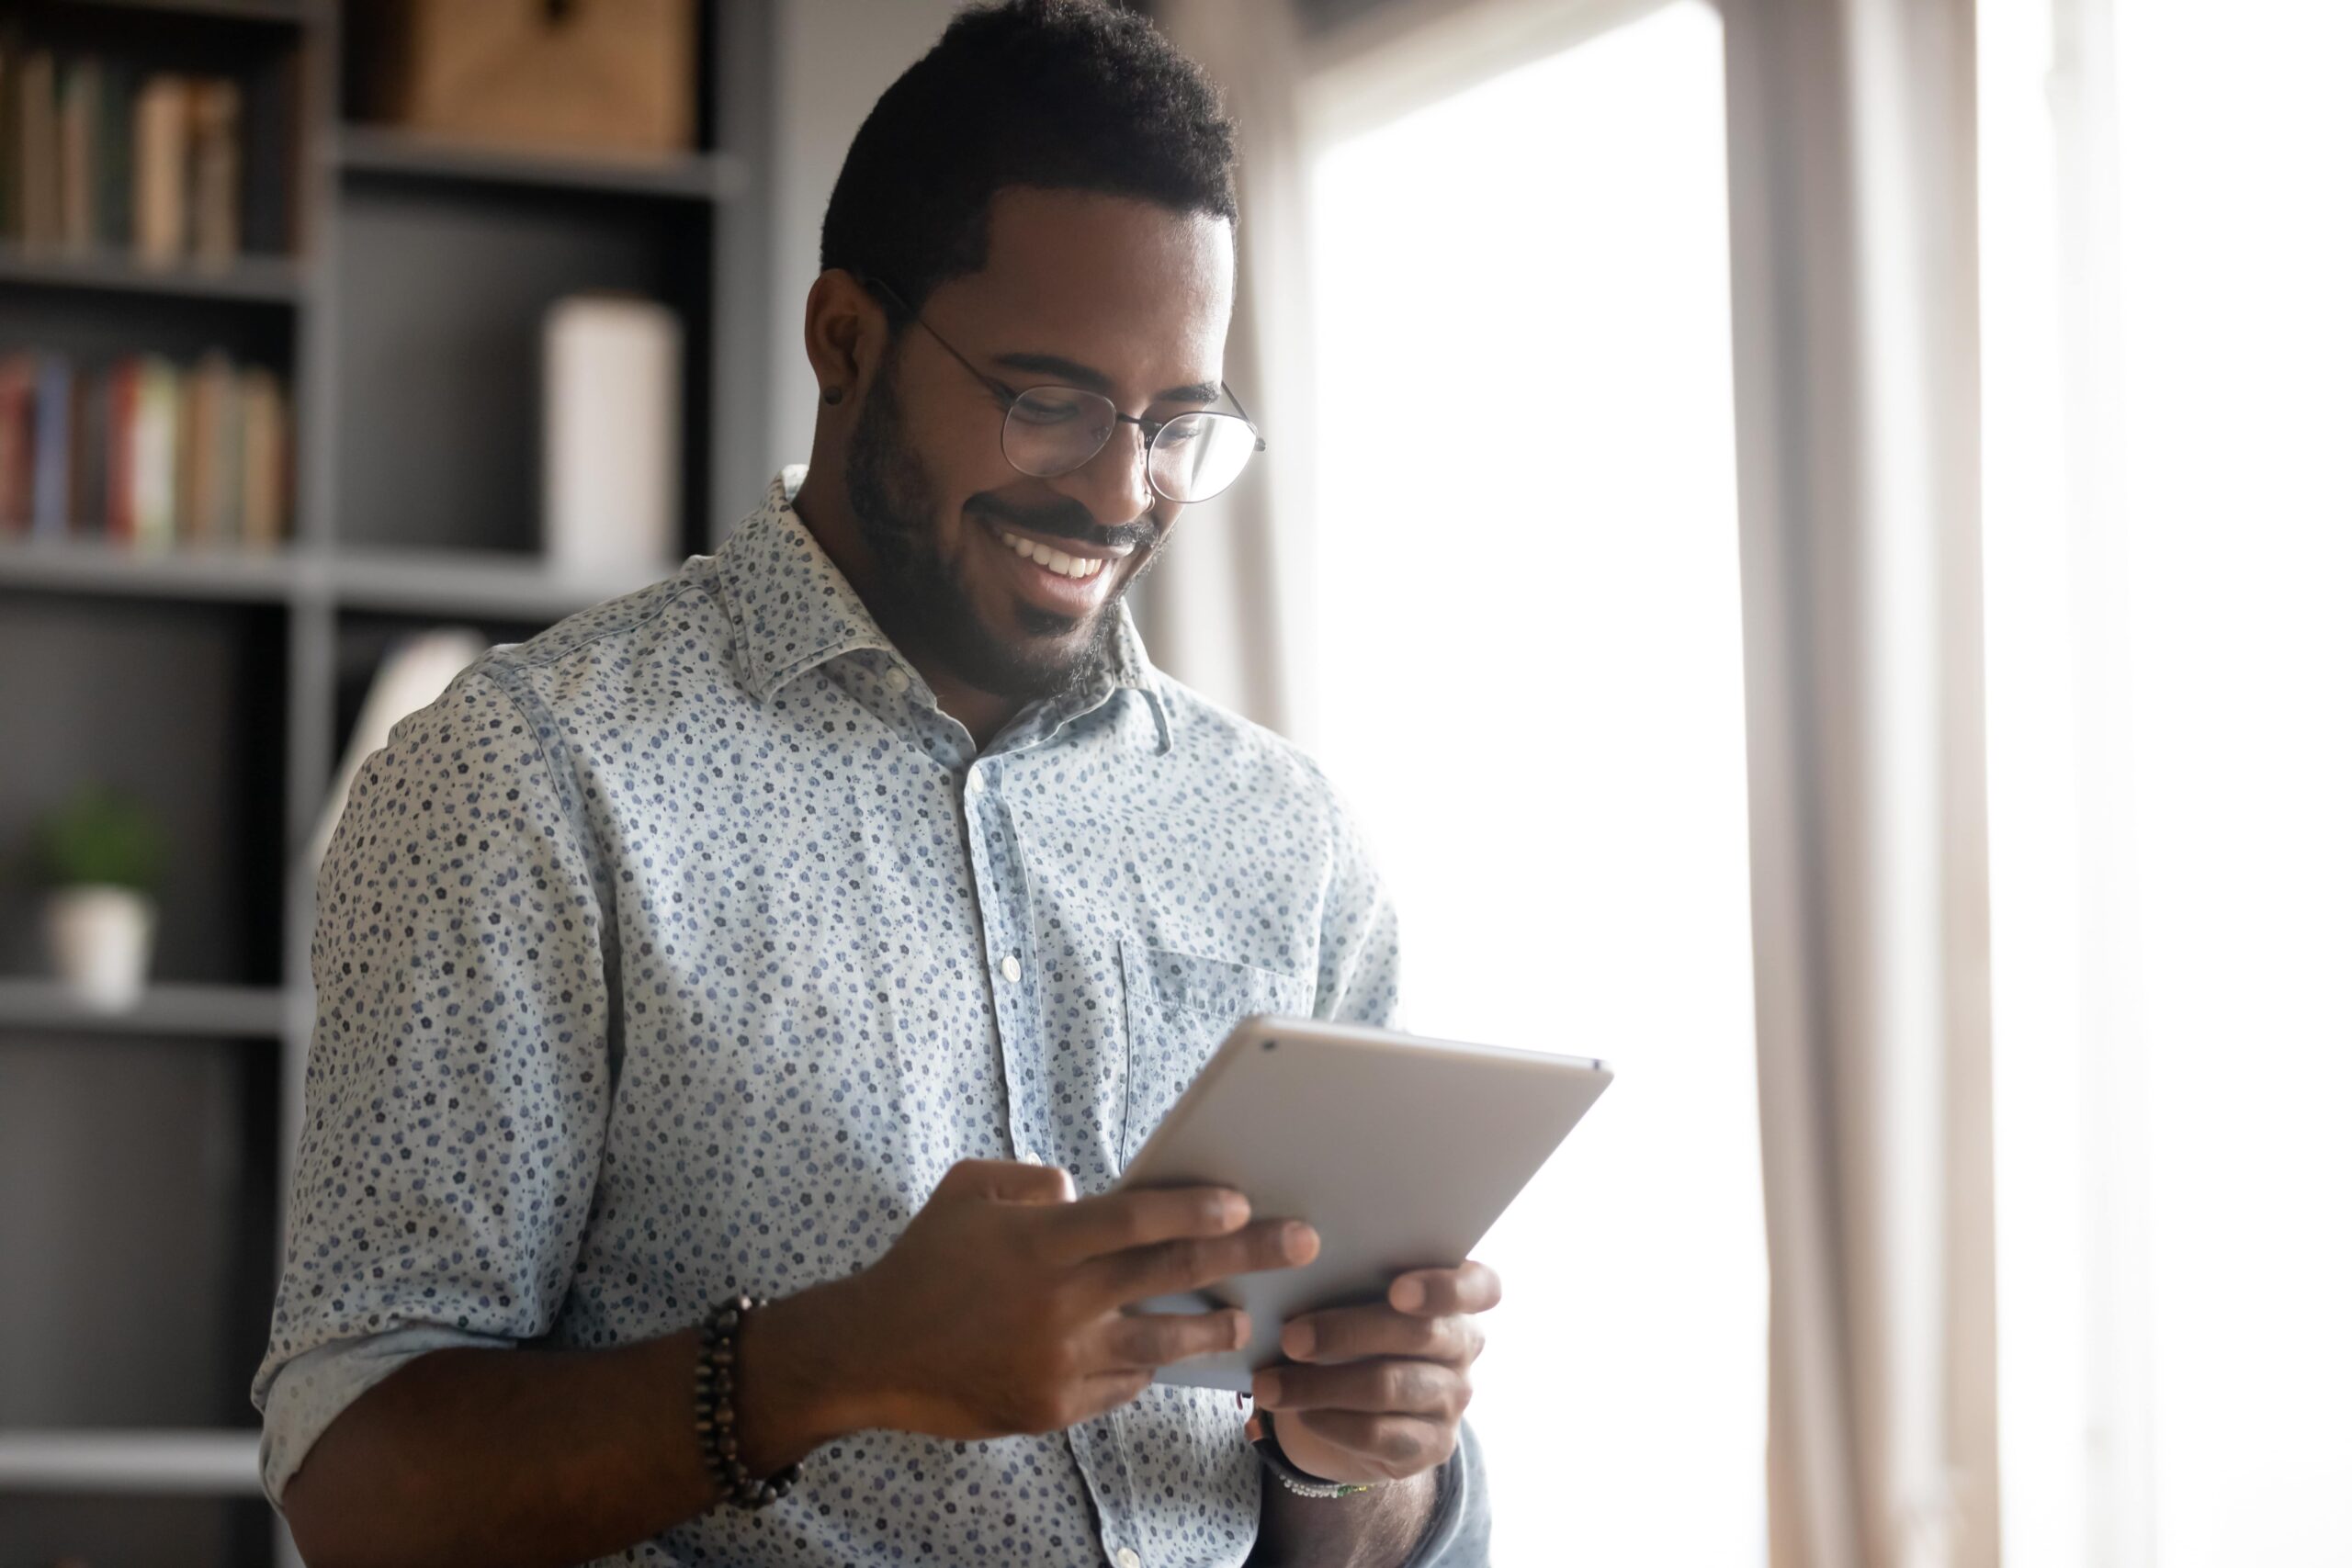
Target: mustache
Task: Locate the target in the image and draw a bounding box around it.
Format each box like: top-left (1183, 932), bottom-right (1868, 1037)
top-left (967, 491), bottom-right (1159, 553)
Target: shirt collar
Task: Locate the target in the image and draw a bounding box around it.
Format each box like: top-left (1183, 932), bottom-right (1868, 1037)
top-left (718, 467), bottom-right (1172, 754)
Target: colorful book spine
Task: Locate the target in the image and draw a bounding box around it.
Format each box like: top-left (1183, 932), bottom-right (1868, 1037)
top-left (106, 357), bottom-right (139, 545)
top-left (0, 352), bottom-right (32, 534)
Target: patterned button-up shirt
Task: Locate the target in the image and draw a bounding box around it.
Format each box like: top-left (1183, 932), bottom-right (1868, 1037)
top-left (252, 468), bottom-right (1487, 1566)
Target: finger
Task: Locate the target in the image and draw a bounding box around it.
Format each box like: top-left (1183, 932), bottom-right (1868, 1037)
top-left (1391, 1258), bottom-right (1502, 1316)
top-left (1252, 1356), bottom-right (1464, 1418)
top-left (933, 1156), bottom-right (1074, 1205)
top-left (1082, 1217), bottom-right (1317, 1309)
top-left (1282, 1410), bottom-right (1456, 1479)
top-left (1037, 1183), bottom-right (1252, 1265)
top-left (1095, 1306), bottom-right (1252, 1370)
top-left (1282, 1303), bottom-right (1483, 1367)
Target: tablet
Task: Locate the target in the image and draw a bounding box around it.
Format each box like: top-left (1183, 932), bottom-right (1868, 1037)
top-left (1114, 1015), bottom-right (1612, 1392)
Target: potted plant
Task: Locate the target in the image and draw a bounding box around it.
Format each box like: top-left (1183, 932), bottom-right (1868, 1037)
top-left (32, 785), bottom-right (166, 1012)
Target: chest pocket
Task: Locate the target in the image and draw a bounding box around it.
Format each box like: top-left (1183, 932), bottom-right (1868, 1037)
top-left (1119, 937), bottom-right (1316, 1169)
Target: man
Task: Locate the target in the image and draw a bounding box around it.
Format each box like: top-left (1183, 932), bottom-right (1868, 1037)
top-left (253, 4), bottom-right (1495, 1564)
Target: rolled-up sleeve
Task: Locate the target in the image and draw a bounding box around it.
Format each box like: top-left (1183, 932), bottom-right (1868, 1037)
top-left (1399, 1416), bottom-right (1490, 1568)
top-left (250, 664), bottom-right (610, 1509)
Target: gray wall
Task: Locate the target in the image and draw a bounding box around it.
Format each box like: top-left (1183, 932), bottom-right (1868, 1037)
top-left (769, 0), bottom-right (971, 469)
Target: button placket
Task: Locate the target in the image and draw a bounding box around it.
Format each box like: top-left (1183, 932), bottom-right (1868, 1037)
top-left (965, 761), bottom-right (1048, 1169)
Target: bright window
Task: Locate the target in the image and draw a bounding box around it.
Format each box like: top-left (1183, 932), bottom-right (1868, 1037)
top-left (1304, 6), bottom-right (1765, 1562)
top-left (1982, 3), bottom-right (2352, 1564)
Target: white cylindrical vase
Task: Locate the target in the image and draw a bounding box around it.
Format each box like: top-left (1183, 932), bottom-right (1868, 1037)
top-left (44, 885), bottom-right (157, 1012)
top-left (542, 292), bottom-right (683, 582)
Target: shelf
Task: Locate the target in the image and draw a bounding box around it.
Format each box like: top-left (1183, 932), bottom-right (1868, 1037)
top-left (0, 245), bottom-right (309, 305)
top-left (329, 545), bottom-right (673, 620)
top-left (0, 538), bottom-right (678, 622)
top-left (0, 980), bottom-right (287, 1039)
top-left (0, 537), bottom-right (308, 604)
top-left (0, 1429), bottom-right (264, 1495)
top-left (55, 0), bottom-right (311, 20)
top-left (335, 126), bottom-right (745, 202)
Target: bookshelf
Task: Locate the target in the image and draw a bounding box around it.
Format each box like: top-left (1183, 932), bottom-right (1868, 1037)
top-left (0, 3), bottom-right (782, 1564)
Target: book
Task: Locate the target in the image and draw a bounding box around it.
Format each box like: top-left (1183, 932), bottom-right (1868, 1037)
top-left (59, 55), bottom-right (100, 252)
top-left (185, 350), bottom-right (241, 545)
top-left (0, 353), bottom-right (33, 533)
top-left (133, 73), bottom-right (189, 265)
top-left (73, 363), bottom-right (111, 536)
top-left (18, 50), bottom-right (59, 246)
top-left (0, 42), bottom-right (17, 239)
top-left (239, 366), bottom-right (286, 549)
top-left (96, 60), bottom-right (134, 251)
top-left (29, 351), bottom-right (73, 539)
top-left (130, 355), bottom-right (177, 549)
top-left (107, 358), bottom-right (139, 546)
top-left (188, 77), bottom-right (240, 265)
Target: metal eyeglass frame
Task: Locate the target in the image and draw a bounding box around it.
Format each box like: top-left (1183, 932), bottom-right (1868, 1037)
top-left (858, 275), bottom-right (1267, 505)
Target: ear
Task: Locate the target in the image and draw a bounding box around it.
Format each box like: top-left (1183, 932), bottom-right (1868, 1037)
top-left (804, 268), bottom-right (890, 410)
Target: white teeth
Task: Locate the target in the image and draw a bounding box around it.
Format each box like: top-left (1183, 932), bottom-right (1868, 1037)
top-left (995, 528), bottom-right (1105, 581)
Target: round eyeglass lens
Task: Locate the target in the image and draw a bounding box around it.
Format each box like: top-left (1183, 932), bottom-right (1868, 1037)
top-left (1149, 412), bottom-right (1257, 504)
top-left (1004, 387), bottom-right (1116, 478)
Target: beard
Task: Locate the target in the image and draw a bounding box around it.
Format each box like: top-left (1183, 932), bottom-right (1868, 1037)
top-left (842, 351), bottom-right (1159, 706)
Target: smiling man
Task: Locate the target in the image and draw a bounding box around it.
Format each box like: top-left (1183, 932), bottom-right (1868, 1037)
top-left (252, 5), bottom-right (1491, 1566)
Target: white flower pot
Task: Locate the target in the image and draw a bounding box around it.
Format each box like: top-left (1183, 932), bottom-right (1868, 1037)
top-left (43, 886), bottom-right (157, 1012)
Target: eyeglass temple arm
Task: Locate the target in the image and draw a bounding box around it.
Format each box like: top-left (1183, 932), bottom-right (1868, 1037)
top-left (1221, 382), bottom-right (1269, 451)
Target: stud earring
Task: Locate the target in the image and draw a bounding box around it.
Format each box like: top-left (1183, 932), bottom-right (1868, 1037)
top-left (821, 386), bottom-right (845, 407)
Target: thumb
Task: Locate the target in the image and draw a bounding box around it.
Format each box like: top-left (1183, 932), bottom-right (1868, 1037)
top-left (934, 1156), bottom-right (1075, 1205)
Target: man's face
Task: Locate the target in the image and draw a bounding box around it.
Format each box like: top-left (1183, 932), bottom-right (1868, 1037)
top-left (842, 186), bottom-right (1236, 704)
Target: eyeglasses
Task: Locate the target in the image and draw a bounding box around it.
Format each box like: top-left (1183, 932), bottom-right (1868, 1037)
top-left (860, 276), bottom-right (1266, 506)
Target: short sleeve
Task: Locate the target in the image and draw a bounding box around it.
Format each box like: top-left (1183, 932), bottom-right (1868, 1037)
top-left (250, 664), bottom-right (610, 1506)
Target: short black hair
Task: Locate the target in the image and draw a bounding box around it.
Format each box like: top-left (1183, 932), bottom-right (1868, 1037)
top-left (820, 0), bottom-right (1238, 322)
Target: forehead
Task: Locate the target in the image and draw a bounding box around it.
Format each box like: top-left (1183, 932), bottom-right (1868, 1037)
top-left (928, 186), bottom-right (1235, 389)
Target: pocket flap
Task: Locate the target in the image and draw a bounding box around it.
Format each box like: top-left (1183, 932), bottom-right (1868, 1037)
top-left (1139, 944), bottom-right (1315, 1019)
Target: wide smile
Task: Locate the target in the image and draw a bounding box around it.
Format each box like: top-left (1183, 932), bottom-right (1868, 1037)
top-left (982, 521), bottom-right (1131, 614)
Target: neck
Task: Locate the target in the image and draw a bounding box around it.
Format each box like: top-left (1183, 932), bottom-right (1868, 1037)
top-left (786, 461), bottom-right (1022, 750)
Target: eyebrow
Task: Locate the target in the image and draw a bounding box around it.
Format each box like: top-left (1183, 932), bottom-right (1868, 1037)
top-left (989, 351), bottom-right (1223, 408)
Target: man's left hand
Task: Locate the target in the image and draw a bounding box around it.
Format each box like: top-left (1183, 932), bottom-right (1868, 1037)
top-left (1246, 1259), bottom-right (1498, 1485)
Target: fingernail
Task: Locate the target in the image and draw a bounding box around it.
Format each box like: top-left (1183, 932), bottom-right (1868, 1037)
top-left (1283, 1223), bottom-right (1317, 1263)
top-left (1394, 1276), bottom-right (1425, 1311)
top-left (1253, 1372), bottom-right (1283, 1405)
top-left (1283, 1321), bottom-right (1316, 1359)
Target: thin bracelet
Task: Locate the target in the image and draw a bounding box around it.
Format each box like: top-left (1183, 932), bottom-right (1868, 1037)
top-left (1249, 1408), bottom-right (1379, 1499)
top-left (695, 1292), bottom-right (804, 1510)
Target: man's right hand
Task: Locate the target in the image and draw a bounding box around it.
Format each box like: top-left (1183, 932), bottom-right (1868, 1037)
top-left (818, 1157), bottom-right (1318, 1440)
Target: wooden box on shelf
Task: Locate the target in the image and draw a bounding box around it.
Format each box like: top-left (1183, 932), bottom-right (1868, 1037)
top-left (350, 0), bottom-right (698, 157)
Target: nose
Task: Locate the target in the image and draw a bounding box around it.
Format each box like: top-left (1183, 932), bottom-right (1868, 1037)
top-left (1057, 418), bottom-right (1158, 533)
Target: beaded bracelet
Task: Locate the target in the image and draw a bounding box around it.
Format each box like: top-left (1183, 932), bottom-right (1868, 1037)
top-left (694, 1292), bottom-right (804, 1510)
top-left (1247, 1407), bottom-right (1379, 1499)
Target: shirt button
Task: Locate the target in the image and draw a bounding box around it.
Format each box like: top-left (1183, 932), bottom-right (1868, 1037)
top-left (1001, 953), bottom-right (1022, 984)
top-left (1117, 1551), bottom-right (1141, 1568)
top-left (882, 666), bottom-right (911, 695)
